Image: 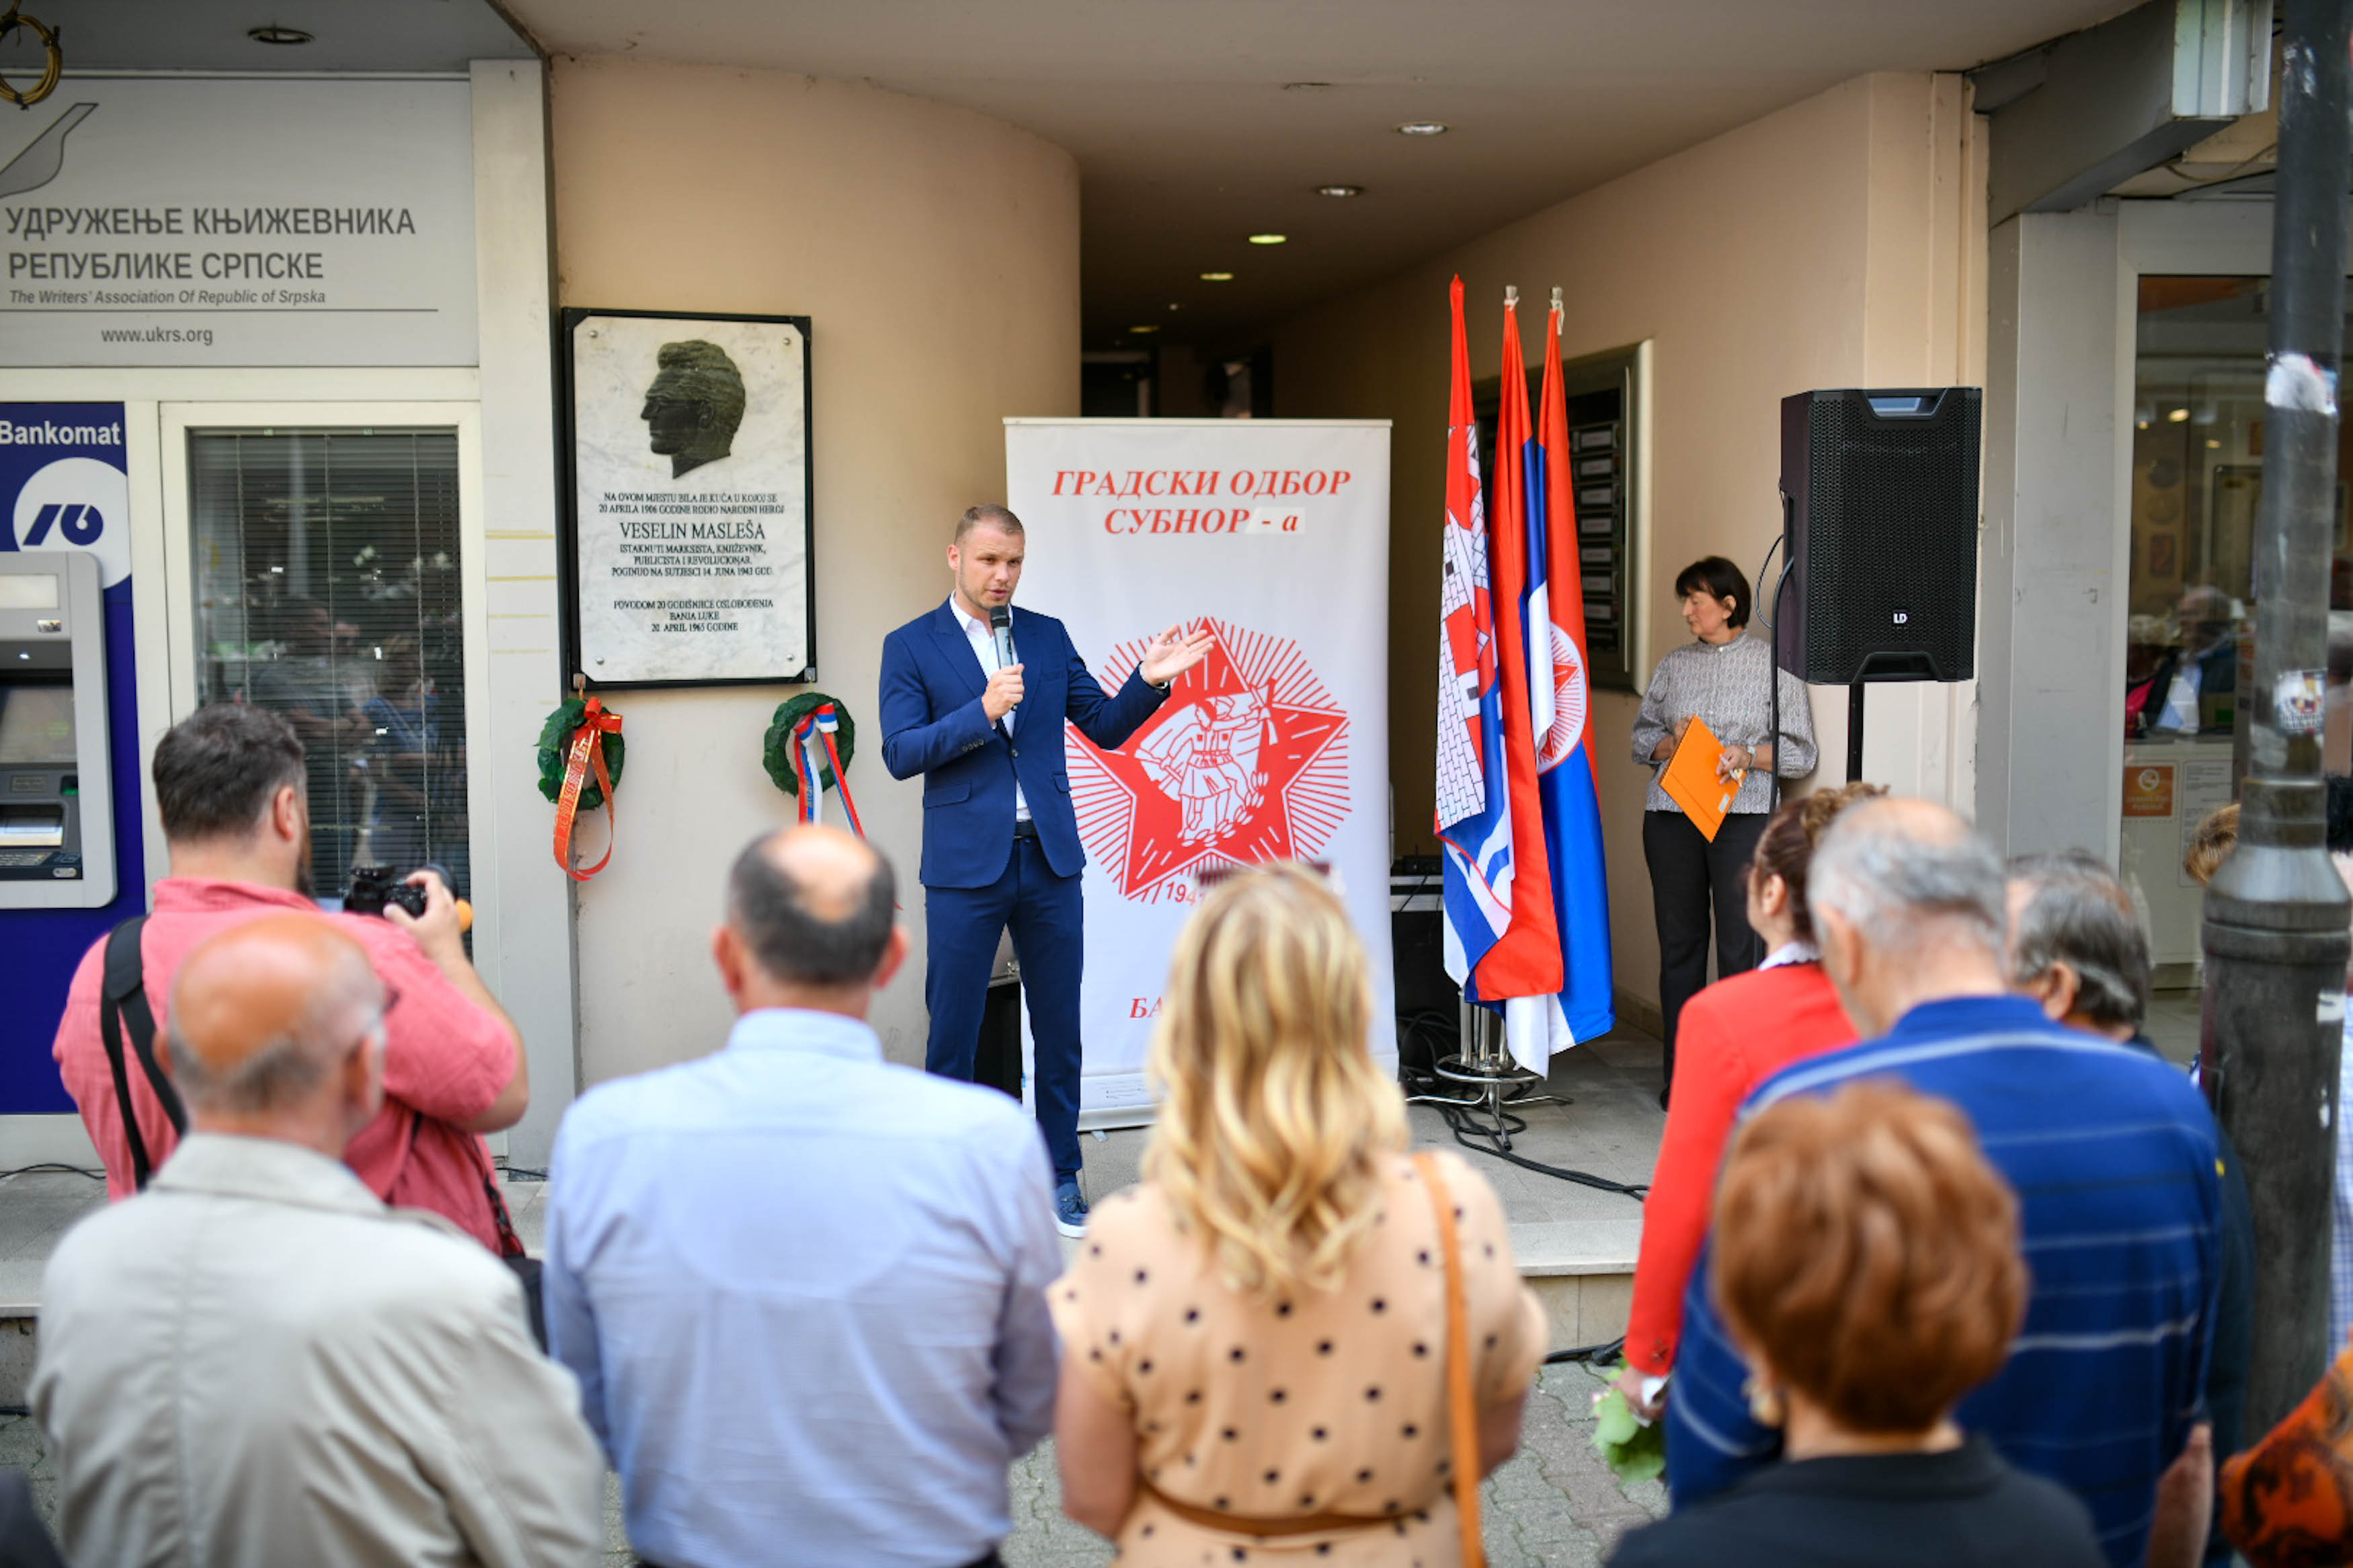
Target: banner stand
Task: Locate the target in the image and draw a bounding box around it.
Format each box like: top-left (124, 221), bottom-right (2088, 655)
top-left (1006, 418), bottom-right (1394, 1129)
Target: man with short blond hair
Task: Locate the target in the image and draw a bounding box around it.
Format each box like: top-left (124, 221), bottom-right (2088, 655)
top-left (879, 505), bottom-right (1210, 1234)
top-left (34, 915), bottom-right (601, 1568)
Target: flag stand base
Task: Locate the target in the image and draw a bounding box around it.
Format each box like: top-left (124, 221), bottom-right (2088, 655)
top-left (1411, 1001), bottom-right (1564, 1151)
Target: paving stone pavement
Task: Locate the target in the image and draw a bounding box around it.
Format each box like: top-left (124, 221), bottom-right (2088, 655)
top-left (0, 1363), bottom-right (1662, 1564)
top-left (1002, 1362), bottom-right (1668, 1568)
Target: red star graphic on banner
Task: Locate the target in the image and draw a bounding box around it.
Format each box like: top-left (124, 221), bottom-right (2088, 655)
top-left (1070, 622), bottom-right (1349, 901)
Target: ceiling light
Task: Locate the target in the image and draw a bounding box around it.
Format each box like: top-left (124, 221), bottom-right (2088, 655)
top-left (1199, 271), bottom-right (1234, 282)
top-left (2167, 407), bottom-right (2190, 422)
top-left (1129, 324), bottom-right (1160, 334)
top-left (1316, 184), bottom-right (1365, 198)
top-left (1396, 122), bottom-right (1449, 136)
top-left (247, 24), bottom-right (314, 44)
top-left (1168, 302), bottom-right (1181, 311)
top-left (1247, 233), bottom-right (1287, 245)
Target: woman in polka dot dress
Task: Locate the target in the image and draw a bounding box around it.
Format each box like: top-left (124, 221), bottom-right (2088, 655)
top-left (1049, 864), bottom-right (1548, 1565)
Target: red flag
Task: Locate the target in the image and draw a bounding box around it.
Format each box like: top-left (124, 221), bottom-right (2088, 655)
top-left (1471, 294), bottom-right (1563, 1000)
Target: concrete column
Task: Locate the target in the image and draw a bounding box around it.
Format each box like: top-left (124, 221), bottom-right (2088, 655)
top-left (469, 60), bottom-right (577, 1164)
top-left (1978, 208), bottom-right (2126, 858)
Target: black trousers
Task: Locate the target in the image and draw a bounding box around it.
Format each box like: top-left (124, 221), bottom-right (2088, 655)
top-left (1644, 809), bottom-right (1769, 1094)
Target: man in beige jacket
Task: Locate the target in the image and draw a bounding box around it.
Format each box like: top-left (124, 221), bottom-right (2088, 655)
top-left (32, 915), bottom-right (603, 1568)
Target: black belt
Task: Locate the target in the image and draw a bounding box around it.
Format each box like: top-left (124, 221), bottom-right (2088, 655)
top-left (1012, 819), bottom-right (1039, 841)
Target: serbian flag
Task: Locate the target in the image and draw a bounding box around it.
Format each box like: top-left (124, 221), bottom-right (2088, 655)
top-left (1435, 278), bottom-right (1531, 1003)
top-left (1529, 293), bottom-right (1616, 1052)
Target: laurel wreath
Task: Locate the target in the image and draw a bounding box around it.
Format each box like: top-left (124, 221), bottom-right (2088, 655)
top-left (536, 698), bottom-right (627, 811)
top-left (763, 693), bottom-right (856, 796)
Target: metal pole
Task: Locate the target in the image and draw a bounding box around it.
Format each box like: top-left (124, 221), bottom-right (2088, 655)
top-left (1847, 683), bottom-right (1865, 782)
top-left (2202, 0), bottom-right (2353, 1438)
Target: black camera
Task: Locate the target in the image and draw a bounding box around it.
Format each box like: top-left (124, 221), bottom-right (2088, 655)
top-left (344, 862), bottom-right (453, 920)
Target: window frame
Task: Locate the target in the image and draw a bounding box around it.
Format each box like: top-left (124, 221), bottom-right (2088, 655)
top-left (157, 400), bottom-right (497, 968)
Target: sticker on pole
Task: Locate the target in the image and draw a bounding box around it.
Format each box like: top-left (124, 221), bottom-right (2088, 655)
top-left (2277, 668), bottom-right (2325, 735)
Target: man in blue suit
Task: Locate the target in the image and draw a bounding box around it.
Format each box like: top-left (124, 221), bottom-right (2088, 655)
top-left (881, 505), bottom-right (1210, 1235)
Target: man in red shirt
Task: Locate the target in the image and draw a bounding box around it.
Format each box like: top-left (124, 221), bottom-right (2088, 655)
top-left (51, 704), bottom-right (525, 1250)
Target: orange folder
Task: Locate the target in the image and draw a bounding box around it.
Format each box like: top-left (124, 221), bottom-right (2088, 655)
top-left (1661, 716), bottom-right (1746, 842)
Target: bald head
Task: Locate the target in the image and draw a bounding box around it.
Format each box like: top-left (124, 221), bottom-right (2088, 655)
top-left (1810, 798), bottom-right (2006, 961)
top-left (166, 915), bottom-right (384, 1122)
top-left (726, 825), bottom-right (898, 988)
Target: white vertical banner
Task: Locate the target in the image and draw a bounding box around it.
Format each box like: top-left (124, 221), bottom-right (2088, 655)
top-left (1006, 419), bottom-right (1395, 1125)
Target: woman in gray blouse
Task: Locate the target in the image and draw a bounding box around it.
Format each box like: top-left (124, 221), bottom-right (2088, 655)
top-left (1631, 556), bottom-right (1817, 1108)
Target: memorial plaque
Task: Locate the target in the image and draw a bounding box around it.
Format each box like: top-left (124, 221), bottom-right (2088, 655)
top-left (560, 308), bottom-right (815, 687)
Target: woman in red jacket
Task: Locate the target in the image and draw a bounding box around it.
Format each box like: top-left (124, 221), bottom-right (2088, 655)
top-left (1613, 780), bottom-right (1884, 1415)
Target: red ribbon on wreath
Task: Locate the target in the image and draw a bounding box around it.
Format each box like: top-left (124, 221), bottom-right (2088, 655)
top-left (553, 696), bottom-right (624, 881)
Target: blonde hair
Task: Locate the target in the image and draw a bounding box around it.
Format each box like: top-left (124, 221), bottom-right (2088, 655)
top-left (1142, 863), bottom-right (1408, 1294)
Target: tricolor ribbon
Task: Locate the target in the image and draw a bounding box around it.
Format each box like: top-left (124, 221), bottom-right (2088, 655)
top-left (789, 700), bottom-right (866, 837)
top-left (553, 696), bottom-right (623, 881)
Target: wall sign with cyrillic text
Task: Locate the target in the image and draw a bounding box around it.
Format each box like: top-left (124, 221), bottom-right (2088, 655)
top-left (0, 79), bottom-right (477, 368)
top-left (559, 308), bottom-right (816, 689)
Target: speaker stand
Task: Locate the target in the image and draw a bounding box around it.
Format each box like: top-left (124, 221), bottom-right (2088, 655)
top-left (1847, 682), bottom-right (1866, 783)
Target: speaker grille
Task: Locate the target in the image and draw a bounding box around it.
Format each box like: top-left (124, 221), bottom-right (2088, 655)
top-left (1791, 389), bottom-right (1980, 684)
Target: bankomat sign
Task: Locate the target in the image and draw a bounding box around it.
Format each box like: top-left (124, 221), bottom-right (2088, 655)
top-left (0, 403), bottom-right (136, 1117)
top-left (0, 412), bottom-right (129, 587)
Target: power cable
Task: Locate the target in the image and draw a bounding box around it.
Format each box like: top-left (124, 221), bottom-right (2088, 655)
top-left (1397, 1008), bottom-right (1647, 1202)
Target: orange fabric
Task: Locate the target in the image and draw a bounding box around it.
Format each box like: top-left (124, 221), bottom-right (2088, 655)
top-left (1624, 961), bottom-right (1858, 1376)
top-left (2221, 1334), bottom-right (2353, 1565)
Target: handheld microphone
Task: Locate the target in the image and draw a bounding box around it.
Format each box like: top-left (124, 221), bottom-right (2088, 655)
top-left (988, 606), bottom-right (1018, 708)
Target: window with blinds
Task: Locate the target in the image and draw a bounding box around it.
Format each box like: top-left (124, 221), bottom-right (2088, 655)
top-left (188, 429), bottom-right (469, 903)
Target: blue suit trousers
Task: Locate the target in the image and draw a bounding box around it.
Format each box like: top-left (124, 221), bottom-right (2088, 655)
top-left (923, 837), bottom-right (1084, 1178)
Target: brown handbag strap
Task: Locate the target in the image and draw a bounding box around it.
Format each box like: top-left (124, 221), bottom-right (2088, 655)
top-left (1413, 1151), bottom-right (1485, 1568)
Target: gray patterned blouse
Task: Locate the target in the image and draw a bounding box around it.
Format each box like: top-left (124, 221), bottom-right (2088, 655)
top-left (1630, 634), bottom-right (1819, 816)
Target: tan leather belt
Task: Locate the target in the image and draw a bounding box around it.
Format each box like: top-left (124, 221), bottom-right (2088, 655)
top-left (1140, 1481), bottom-right (1396, 1538)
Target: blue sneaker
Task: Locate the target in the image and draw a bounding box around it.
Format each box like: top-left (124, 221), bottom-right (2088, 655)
top-left (1053, 1175), bottom-right (1089, 1239)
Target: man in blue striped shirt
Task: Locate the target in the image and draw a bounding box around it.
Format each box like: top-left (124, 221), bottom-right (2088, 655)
top-left (1664, 800), bottom-right (2222, 1568)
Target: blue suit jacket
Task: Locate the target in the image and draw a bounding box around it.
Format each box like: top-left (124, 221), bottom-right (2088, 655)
top-left (879, 601), bottom-right (1167, 888)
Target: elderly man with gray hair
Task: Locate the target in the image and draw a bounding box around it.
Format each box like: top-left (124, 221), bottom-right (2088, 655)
top-left (2007, 849), bottom-right (2254, 1568)
top-left (32, 915), bottom-right (603, 1568)
top-left (1664, 799), bottom-right (2225, 1568)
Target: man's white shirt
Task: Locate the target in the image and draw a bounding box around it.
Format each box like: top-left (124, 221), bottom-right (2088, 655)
top-left (951, 596), bottom-right (1031, 822)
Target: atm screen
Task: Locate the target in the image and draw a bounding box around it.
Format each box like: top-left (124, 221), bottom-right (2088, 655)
top-left (0, 684), bottom-right (75, 766)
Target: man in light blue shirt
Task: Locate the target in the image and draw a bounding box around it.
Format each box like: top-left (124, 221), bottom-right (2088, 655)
top-left (545, 825), bottom-right (1062, 1568)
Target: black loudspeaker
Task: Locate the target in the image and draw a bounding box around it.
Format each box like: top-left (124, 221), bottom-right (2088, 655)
top-left (1776, 387), bottom-right (1982, 684)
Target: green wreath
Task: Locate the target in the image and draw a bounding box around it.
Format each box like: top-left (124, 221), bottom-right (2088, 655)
top-left (536, 698), bottom-right (627, 812)
top-left (764, 692), bottom-right (856, 796)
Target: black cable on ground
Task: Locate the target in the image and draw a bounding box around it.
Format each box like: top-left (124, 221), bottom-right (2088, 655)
top-left (1396, 1009), bottom-right (1646, 1203)
top-left (1544, 1336), bottom-right (1626, 1366)
top-left (0, 1165), bottom-right (102, 1184)
top-left (497, 1167), bottom-right (549, 1183)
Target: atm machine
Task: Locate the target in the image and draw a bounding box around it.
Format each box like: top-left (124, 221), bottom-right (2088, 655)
top-left (0, 552), bottom-right (115, 907)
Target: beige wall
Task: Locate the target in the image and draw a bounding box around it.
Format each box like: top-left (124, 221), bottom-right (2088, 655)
top-left (1272, 73), bottom-right (1984, 1024)
top-left (551, 60), bottom-right (1080, 1080)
